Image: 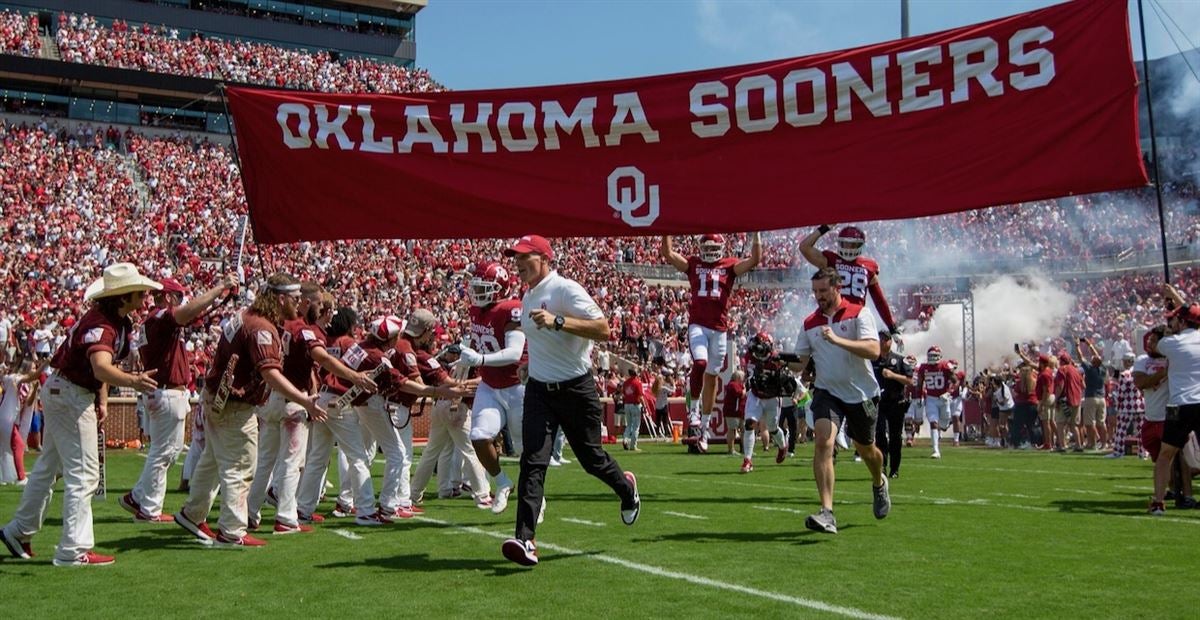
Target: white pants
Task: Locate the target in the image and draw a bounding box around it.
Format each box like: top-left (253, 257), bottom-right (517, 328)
top-left (356, 396), bottom-right (412, 511)
top-left (468, 382), bottom-right (525, 454)
top-left (745, 393), bottom-right (781, 429)
top-left (687, 323), bottom-right (727, 371)
top-left (921, 396), bottom-right (950, 427)
top-left (247, 392), bottom-right (310, 526)
top-left (297, 392), bottom-right (375, 517)
top-left (131, 388), bottom-right (189, 517)
top-left (3, 375), bottom-right (98, 562)
top-left (0, 376), bottom-right (19, 483)
top-left (411, 399), bottom-right (489, 503)
top-left (182, 395), bottom-right (258, 537)
top-left (182, 404), bottom-right (205, 482)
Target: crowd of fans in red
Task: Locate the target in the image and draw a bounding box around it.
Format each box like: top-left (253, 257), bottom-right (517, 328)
top-left (0, 10), bottom-right (40, 58)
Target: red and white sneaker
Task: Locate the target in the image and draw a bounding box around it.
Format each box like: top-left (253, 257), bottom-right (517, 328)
top-left (474, 496), bottom-right (493, 510)
top-left (298, 512), bottom-right (325, 524)
top-left (501, 538), bottom-right (538, 567)
top-left (273, 520), bottom-right (314, 535)
top-left (175, 509), bottom-right (216, 543)
top-left (402, 505), bottom-right (425, 515)
top-left (392, 506), bottom-right (416, 519)
top-left (354, 512), bottom-right (388, 526)
top-left (740, 458), bottom-right (753, 474)
top-left (330, 502), bottom-right (354, 518)
top-left (53, 550), bottom-right (115, 567)
top-left (118, 492), bottom-right (141, 517)
top-left (1, 528), bottom-right (32, 559)
top-left (134, 512), bottom-right (175, 524)
top-left (215, 532), bottom-right (268, 548)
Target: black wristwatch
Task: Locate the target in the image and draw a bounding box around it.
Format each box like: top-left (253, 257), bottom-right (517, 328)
top-left (553, 315), bottom-right (565, 331)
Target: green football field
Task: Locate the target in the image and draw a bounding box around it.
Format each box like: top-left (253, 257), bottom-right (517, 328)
top-left (0, 441), bottom-right (1193, 619)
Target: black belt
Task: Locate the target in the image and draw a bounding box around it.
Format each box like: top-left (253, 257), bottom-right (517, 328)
top-left (530, 374), bottom-right (590, 392)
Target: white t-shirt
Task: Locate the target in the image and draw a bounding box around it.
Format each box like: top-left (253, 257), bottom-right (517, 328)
top-left (1133, 354), bottom-right (1169, 421)
top-left (793, 299), bottom-right (880, 404)
top-left (520, 271), bottom-right (605, 383)
top-left (33, 328), bottom-right (53, 354)
top-left (1156, 328), bottom-right (1200, 406)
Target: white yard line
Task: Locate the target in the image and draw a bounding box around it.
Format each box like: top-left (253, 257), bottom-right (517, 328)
top-left (1053, 488), bottom-right (1106, 496)
top-left (415, 516), bottom-right (899, 620)
top-left (329, 529), bottom-right (363, 541)
top-left (662, 511), bottom-right (708, 520)
top-left (989, 492), bottom-right (1037, 499)
top-left (753, 505), bottom-right (806, 515)
top-left (561, 517), bottom-right (605, 527)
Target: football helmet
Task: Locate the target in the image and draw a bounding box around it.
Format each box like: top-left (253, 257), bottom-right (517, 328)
top-left (748, 332), bottom-right (774, 360)
top-left (927, 346), bottom-right (942, 364)
top-left (947, 359), bottom-right (959, 371)
top-left (469, 261), bottom-right (513, 307)
top-left (698, 234), bottom-right (725, 263)
top-left (837, 226), bottom-right (866, 261)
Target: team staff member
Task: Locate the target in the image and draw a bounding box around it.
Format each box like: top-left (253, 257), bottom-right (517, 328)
top-left (787, 267), bottom-right (890, 535)
top-left (174, 273), bottom-right (327, 547)
top-left (872, 332), bottom-right (913, 478)
top-left (500, 235), bottom-right (640, 567)
top-left (1, 263), bottom-right (162, 566)
top-left (723, 370), bottom-right (747, 455)
top-left (121, 274), bottom-right (238, 524)
top-left (1150, 288), bottom-right (1200, 514)
top-left (621, 367), bottom-right (645, 452)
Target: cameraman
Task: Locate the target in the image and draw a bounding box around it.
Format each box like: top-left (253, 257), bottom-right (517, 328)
top-left (872, 330), bottom-right (913, 478)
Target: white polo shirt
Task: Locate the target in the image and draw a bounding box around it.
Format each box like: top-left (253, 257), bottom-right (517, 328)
top-left (794, 299), bottom-right (880, 404)
top-left (1132, 354), bottom-right (1169, 421)
top-left (1156, 328), bottom-right (1200, 406)
top-left (520, 270), bottom-right (605, 383)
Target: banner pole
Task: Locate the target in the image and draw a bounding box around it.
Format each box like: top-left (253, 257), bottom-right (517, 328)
top-left (217, 83), bottom-right (270, 281)
top-left (1137, 0), bottom-right (1171, 284)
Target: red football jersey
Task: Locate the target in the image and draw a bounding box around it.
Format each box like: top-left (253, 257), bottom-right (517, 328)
top-left (917, 361), bottom-right (955, 398)
top-left (686, 255), bottom-right (740, 332)
top-left (468, 299), bottom-right (524, 389)
top-left (821, 250), bottom-right (880, 306)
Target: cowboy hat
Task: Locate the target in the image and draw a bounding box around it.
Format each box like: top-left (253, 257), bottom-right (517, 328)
top-left (84, 263), bottom-right (162, 301)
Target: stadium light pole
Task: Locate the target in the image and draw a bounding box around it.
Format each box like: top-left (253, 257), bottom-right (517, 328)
top-left (900, 0), bottom-right (909, 38)
top-left (1136, 0), bottom-right (1170, 284)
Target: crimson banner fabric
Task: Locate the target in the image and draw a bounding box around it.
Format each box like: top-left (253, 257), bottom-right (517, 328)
top-left (227, 0), bottom-right (1145, 244)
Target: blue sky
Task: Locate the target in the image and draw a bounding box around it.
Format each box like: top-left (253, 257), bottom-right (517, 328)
top-left (417, 0), bottom-right (1200, 90)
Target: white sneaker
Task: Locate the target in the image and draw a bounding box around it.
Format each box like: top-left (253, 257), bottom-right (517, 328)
top-left (835, 428), bottom-right (850, 451)
top-left (931, 451), bottom-right (941, 459)
top-left (548, 458), bottom-right (562, 467)
top-left (492, 484), bottom-right (513, 515)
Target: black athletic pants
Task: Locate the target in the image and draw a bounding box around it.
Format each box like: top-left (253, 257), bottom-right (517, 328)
top-left (516, 374), bottom-right (635, 541)
top-left (779, 404), bottom-right (798, 453)
top-left (875, 398), bottom-right (907, 475)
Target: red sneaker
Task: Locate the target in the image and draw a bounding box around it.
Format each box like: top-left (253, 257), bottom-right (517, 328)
top-left (330, 502), bottom-right (354, 518)
top-left (392, 506), bottom-right (415, 519)
top-left (175, 509), bottom-right (215, 543)
top-left (134, 512), bottom-right (175, 524)
top-left (298, 512), bottom-right (325, 524)
top-left (53, 550), bottom-right (115, 567)
top-left (405, 505), bottom-right (425, 515)
top-left (740, 458), bottom-right (753, 474)
top-left (215, 532), bottom-right (268, 547)
top-left (273, 521), bottom-right (314, 535)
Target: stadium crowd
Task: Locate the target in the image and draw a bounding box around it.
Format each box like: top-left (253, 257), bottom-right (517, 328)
top-left (53, 12), bottom-right (442, 93)
top-left (0, 9), bottom-right (39, 58)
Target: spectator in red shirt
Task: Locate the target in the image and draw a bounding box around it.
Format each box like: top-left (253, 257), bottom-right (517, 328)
top-left (723, 370), bottom-right (746, 455)
top-left (621, 368), bottom-right (645, 452)
top-left (1054, 353), bottom-right (1085, 452)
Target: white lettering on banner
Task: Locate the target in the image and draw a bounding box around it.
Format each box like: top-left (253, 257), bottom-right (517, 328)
top-left (607, 166), bottom-right (660, 228)
top-left (450, 102), bottom-right (497, 153)
top-left (273, 26), bottom-right (1055, 152)
top-left (314, 104), bottom-right (354, 149)
top-left (543, 98), bottom-right (600, 150)
top-left (1009, 27), bottom-right (1056, 90)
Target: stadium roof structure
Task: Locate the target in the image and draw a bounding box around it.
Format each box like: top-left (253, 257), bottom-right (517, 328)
top-left (342, 0), bottom-right (428, 14)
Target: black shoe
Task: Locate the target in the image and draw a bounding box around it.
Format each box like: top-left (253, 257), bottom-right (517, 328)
top-left (1175, 496), bottom-right (1198, 509)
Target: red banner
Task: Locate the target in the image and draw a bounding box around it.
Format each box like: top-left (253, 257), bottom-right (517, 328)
top-left (227, 0), bottom-right (1145, 244)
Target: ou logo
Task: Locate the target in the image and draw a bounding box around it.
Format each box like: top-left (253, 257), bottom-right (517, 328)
top-left (607, 166), bottom-right (660, 228)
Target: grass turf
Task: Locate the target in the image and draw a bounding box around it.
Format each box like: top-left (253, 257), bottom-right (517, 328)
top-left (0, 441), bottom-right (1194, 619)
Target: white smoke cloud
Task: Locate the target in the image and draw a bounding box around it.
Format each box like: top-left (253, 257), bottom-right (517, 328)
top-left (899, 273), bottom-right (1075, 370)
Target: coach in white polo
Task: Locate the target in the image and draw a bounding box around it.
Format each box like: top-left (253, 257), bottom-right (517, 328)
top-left (788, 267), bottom-right (890, 535)
top-left (499, 234), bottom-right (640, 568)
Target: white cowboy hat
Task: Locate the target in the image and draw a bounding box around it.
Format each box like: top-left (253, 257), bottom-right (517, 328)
top-left (84, 262), bottom-right (162, 301)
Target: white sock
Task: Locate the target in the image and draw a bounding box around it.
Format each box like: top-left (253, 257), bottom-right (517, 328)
top-left (495, 471), bottom-right (512, 489)
top-left (772, 428), bottom-right (786, 450)
top-left (953, 432), bottom-right (961, 441)
top-left (931, 428), bottom-right (940, 452)
top-left (743, 429), bottom-right (755, 459)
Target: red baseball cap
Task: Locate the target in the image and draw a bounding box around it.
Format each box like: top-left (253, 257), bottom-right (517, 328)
top-left (1166, 303), bottom-right (1200, 325)
top-left (158, 277), bottom-right (187, 296)
top-left (504, 234), bottom-right (554, 261)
